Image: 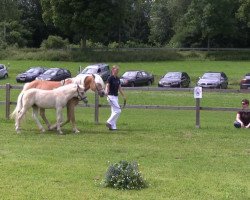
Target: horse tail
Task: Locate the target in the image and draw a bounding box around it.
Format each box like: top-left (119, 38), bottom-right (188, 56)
top-left (10, 92), bottom-right (24, 119)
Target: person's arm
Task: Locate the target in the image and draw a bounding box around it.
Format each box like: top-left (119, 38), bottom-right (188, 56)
top-left (105, 83), bottom-right (110, 96)
top-left (236, 113), bottom-right (244, 127)
top-left (118, 85), bottom-right (126, 100)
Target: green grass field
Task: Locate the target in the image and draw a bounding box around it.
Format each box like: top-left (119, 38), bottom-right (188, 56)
top-left (0, 60), bottom-right (250, 199)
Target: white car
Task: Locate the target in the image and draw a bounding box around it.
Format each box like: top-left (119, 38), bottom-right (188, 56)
top-left (0, 64), bottom-right (8, 79)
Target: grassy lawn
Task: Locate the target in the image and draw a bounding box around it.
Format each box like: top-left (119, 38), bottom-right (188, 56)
top-left (0, 60), bottom-right (250, 199)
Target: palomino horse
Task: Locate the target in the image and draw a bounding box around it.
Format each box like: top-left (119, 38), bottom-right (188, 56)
top-left (12, 74), bottom-right (105, 133)
top-left (11, 84), bottom-right (87, 134)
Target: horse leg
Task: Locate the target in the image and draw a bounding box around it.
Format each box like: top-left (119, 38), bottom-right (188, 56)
top-left (69, 99), bottom-right (80, 133)
top-left (32, 106), bottom-right (45, 133)
top-left (59, 102), bottom-right (71, 127)
top-left (39, 108), bottom-right (51, 130)
top-left (56, 107), bottom-right (63, 134)
top-left (60, 99), bottom-right (79, 133)
top-left (15, 107), bottom-right (28, 133)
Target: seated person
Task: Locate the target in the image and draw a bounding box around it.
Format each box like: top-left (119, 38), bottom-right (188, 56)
top-left (234, 99), bottom-right (250, 128)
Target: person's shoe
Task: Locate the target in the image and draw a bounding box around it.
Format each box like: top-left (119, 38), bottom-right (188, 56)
top-left (106, 123), bottom-right (112, 130)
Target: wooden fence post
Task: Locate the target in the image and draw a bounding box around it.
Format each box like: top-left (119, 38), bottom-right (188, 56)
top-left (5, 83), bottom-right (11, 120)
top-left (195, 98), bottom-right (200, 128)
top-left (94, 90), bottom-right (99, 124)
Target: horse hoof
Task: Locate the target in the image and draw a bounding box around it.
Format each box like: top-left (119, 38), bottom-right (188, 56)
top-left (40, 129), bottom-right (45, 133)
top-left (73, 129), bottom-right (80, 134)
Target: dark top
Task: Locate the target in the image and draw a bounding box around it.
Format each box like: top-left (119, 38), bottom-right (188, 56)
top-left (238, 110), bottom-right (250, 126)
top-left (107, 75), bottom-right (120, 96)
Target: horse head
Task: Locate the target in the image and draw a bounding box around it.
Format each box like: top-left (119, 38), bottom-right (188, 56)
top-left (92, 74), bottom-right (105, 97)
top-left (76, 84), bottom-right (88, 104)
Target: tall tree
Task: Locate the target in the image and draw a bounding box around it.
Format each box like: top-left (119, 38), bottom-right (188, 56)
top-left (0, 0), bottom-right (20, 42)
top-left (170, 0), bottom-right (238, 48)
top-left (149, 0), bottom-right (172, 46)
top-left (41, 0), bottom-right (121, 47)
top-left (148, 0), bottom-right (191, 46)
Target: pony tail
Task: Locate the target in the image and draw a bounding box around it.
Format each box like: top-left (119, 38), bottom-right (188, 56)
top-left (10, 92), bottom-right (24, 119)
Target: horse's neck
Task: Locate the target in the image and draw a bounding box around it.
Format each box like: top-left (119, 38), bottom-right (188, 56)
top-left (85, 76), bottom-right (95, 91)
top-left (72, 75), bottom-right (95, 91)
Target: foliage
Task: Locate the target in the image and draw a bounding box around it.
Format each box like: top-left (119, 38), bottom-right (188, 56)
top-left (103, 160), bottom-right (148, 190)
top-left (40, 35), bottom-right (69, 49)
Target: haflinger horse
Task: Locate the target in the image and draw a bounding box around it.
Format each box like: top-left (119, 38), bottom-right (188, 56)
top-left (11, 74), bottom-right (105, 133)
top-left (11, 84), bottom-right (87, 134)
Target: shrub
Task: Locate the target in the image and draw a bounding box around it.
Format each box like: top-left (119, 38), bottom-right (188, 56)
top-left (102, 160), bottom-right (148, 190)
top-left (40, 35), bottom-right (69, 49)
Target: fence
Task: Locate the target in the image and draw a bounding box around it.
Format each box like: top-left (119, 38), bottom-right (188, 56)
top-left (0, 84), bottom-right (249, 128)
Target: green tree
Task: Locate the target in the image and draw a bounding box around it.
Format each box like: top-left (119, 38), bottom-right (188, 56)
top-left (148, 0), bottom-right (191, 46)
top-left (17, 0), bottom-right (49, 47)
top-left (171, 0), bottom-right (238, 48)
top-left (237, 0), bottom-right (250, 27)
top-left (0, 0), bottom-right (20, 42)
top-left (41, 0), bottom-right (121, 47)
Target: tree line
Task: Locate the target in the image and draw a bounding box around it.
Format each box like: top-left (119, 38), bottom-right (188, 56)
top-left (0, 0), bottom-right (249, 49)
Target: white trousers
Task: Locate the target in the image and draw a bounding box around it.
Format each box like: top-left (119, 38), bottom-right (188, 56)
top-left (107, 95), bottom-right (121, 129)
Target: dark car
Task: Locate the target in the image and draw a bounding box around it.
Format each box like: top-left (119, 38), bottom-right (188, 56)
top-left (36, 68), bottom-right (71, 81)
top-left (158, 72), bottom-right (190, 88)
top-left (197, 72), bottom-right (228, 89)
top-left (0, 64), bottom-right (8, 79)
top-left (120, 70), bottom-right (154, 87)
top-left (16, 67), bottom-right (46, 83)
top-left (240, 73), bottom-right (250, 89)
top-left (79, 63), bottom-right (110, 81)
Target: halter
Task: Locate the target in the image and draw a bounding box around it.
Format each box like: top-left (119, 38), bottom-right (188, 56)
top-left (77, 85), bottom-right (88, 104)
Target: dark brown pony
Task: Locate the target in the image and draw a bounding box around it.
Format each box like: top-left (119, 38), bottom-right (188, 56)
top-left (13, 74), bottom-right (105, 133)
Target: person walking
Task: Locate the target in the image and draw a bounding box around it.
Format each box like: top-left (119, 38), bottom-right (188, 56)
top-left (105, 65), bottom-right (126, 131)
top-left (234, 99), bottom-right (250, 128)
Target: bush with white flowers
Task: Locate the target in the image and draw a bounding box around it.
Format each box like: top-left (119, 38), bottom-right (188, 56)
top-left (103, 160), bottom-right (148, 190)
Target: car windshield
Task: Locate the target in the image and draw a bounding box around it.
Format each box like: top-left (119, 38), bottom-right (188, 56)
top-left (27, 68), bottom-right (40, 73)
top-left (122, 71), bottom-right (137, 78)
top-left (202, 73), bottom-right (220, 79)
top-left (0, 66), bottom-right (4, 70)
top-left (81, 68), bottom-right (97, 74)
top-left (164, 72), bottom-right (181, 79)
top-left (43, 69), bottom-right (57, 76)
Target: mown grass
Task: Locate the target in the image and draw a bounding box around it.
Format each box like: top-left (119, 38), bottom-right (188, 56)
top-left (1, 107), bottom-right (250, 200)
top-left (0, 60), bottom-right (250, 199)
top-left (0, 60), bottom-right (250, 88)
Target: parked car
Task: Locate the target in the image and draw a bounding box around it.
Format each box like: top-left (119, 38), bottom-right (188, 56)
top-left (0, 64), bottom-right (8, 79)
top-left (16, 67), bottom-right (47, 83)
top-left (240, 73), bottom-right (250, 89)
top-left (36, 68), bottom-right (71, 81)
top-left (158, 72), bottom-right (190, 88)
top-left (79, 63), bottom-right (110, 81)
top-left (197, 72), bottom-right (228, 89)
top-left (120, 70), bottom-right (154, 87)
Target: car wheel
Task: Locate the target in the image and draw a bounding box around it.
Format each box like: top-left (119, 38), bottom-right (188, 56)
top-left (147, 80), bottom-right (152, 86)
top-left (131, 82), bottom-right (135, 87)
top-left (4, 74), bottom-right (8, 79)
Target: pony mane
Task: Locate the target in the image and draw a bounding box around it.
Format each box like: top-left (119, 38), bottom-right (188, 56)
top-left (93, 74), bottom-right (105, 88)
top-left (73, 73), bottom-right (105, 89)
top-left (72, 74), bottom-right (89, 85)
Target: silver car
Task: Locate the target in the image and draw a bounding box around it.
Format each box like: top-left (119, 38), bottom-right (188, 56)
top-left (197, 72), bottom-right (228, 89)
top-left (0, 64), bottom-right (8, 79)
